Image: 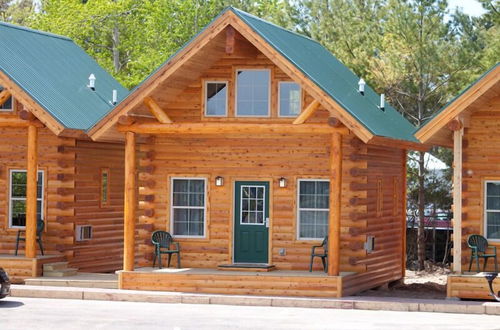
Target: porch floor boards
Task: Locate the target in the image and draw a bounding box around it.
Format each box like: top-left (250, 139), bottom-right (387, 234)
top-left (447, 273), bottom-right (499, 300)
top-left (119, 267), bottom-right (356, 298)
top-left (0, 254), bottom-right (65, 282)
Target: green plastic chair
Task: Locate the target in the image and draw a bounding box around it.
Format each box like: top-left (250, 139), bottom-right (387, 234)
top-left (468, 234), bottom-right (498, 272)
top-left (152, 231), bottom-right (181, 269)
top-left (15, 218), bottom-right (44, 256)
top-left (309, 236), bottom-right (328, 272)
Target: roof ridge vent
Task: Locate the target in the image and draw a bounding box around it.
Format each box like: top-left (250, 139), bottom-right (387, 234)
top-left (379, 94), bottom-right (385, 111)
top-left (358, 78), bottom-right (365, 95)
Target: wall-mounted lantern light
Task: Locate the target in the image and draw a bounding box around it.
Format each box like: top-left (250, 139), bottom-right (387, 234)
top-left (215, 176), bottom-right (224, 187)
top-left (278, 177), bottom-right (287, 188)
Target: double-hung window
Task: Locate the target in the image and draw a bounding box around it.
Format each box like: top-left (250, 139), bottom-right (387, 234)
top-left (485, 181), bottom-right (500, 239)
top-left (9, 169), bottom-right (44, 228)
top-left (0, 86), bottom-right (13, 112)
top-left (297, 179), bottom-right (329, 239)
top-left (278, 82), bottom-right (301, 117)
top-left (205, 81), bottom-right (228, 117)
top-left (171, 178), bottom-right (206, 237)
top-left (235, 69), bottom-right (270, 117)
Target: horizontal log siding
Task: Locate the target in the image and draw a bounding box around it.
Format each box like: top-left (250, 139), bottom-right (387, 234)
top-left (0, 123), bottom-right (75, 258)
top-left (343, 145), bottom-right (405, 295)
top-left (461, 94), bottom-right (500, 271)
top-left (71, 140), bottom-right (125, 272)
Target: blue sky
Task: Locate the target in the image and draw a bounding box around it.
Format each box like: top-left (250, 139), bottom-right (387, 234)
top-left (447, 0), bottom-right (486, 16)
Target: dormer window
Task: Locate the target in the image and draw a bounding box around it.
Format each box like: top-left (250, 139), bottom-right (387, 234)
top-left (0, 86), bottom-right (13, 112)
top-left (204, 81), bottom-right (228, 117)
top-left (278, 82), bottom-right (301, 117)
top-left (235, 69), bottom-right (270, 117)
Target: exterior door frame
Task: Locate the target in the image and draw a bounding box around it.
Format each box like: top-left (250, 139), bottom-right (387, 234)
top-left (231, 178), bottom-right (273, 264)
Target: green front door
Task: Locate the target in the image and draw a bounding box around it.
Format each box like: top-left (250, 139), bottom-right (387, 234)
top-left (234, 181), bottom-right (270, 264)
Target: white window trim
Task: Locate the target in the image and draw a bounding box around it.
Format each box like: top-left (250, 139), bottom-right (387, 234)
top-left (484, 180), bottom-right (500, 241)
top-left (296, 178), bottom-right (330, 241)
top-left (235, 68), bottom-right (271, 118)
top-left (204, 80), bottom-right (229, 117)
top-left (239, 184), bottom-right (267, 226)
top-left (170, 177), bottom-right (207, 238)
top-left (278, 81), bottom-right (302, 118)
top-left (9, 169), bottom-right (44, 229)
top-left (0, 94), bottom-right (15, 112)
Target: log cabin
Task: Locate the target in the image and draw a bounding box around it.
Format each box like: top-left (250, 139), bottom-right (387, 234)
top-left (90, 7), bottom-right (424, 298)
top-left (416, 63), bottom-right (500, 300)
top-left (0, 22), bottom-right (128, 281)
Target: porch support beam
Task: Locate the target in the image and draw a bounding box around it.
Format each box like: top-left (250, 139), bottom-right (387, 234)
top-left (25, 124), bottom-right (38, 258)
top-left (452, 120), bottom-right (463, 273)
top-left (117, 122), bottom-right (349, 135)
top-left (123, 131), bottom-right (137, 271)
top-left (328, 132), bottom-right (342, 276)
top-left (0, 89), bottom-right (11, 106)
top-left (293, 100), bottom-right (320, 125)
top-left (144, 96), bottom-right (173, 124)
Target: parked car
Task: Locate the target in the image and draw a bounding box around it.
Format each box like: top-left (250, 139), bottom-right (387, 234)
top-left (0, 268), bottom-right (11, 299)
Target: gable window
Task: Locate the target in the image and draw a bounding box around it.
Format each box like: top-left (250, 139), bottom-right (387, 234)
top-left (100, 168), bottom-right (110, 207)
top-left (205, 81), bottom-right (228, 117)
top-left (485, 181), bottom-right (500, 239)
top-left (171, 178), bottom-right (206, 237)
top-left (297, 179), bottom-right (329, 240)
top-left (9, 169), bottom-right (44, 228)
top-left (0, 86), bottom-right (13, 112)
top-left (235, 69), bottom-right (270, 117)
top-left (278, 82), bottom-right (301, 117)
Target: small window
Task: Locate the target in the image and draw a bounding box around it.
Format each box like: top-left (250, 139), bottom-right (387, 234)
top-left (76, 225), bottom-right (93, 241)
top-left (297, 179), bottom-right (329, 240)
top-left (485, 181), bottom-right (500, 239)
top-left (279, 82), bottom-right (301, 117)
top-left (0, 86), bottom-right (13, 112)
top-left (236, 69), bottom-right (270, 117)
top-left (205, 81), bottom-right (228, 117)
top-left (171, 178), bottom-right (206, 237)
top-left (9, 169), bottom-right (44, 228)
top-left (100, 168), bottom-right (110, 207)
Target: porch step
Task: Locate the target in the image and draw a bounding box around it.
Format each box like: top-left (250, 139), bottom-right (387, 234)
top-left (217, 263), bottom-right (276, 272)
top-left (43, 268), bottom-right (78, 277)
top-left (43, 262), bottom-right (69, 271)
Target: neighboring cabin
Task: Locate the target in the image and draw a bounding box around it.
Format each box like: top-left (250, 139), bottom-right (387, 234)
top-left (90, 8), bottom-right (423, 297)
top-left (0, 22), bottom-right (128, 280)
top-left (416, 63), bottom-right (500, 300)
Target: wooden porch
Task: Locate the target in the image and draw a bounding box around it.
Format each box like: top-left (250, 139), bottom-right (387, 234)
top-left (0, 254), bottom-right (65, 283)
top-left (447, 273), bottom-right (500, 300)
top-left (119, 267), bottom-right (356, 298)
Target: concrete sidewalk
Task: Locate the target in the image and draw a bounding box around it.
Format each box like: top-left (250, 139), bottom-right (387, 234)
top-left (9, 284), bottom-right (500, 315)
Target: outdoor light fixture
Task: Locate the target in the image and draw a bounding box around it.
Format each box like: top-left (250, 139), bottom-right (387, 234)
top-left (379, 93), bottom-right (385, 111)
top-left (88, 73), bottom-right (96, 90)
top-left (358, 78), bottom-right (365, 95)
top-left (215, 176), bottom-right (224, 186)
top-left (278, 177), bottom-right (287, 188)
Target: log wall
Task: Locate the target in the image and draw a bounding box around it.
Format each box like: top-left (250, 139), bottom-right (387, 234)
top-left (461, 94), bottom-right (500, 271)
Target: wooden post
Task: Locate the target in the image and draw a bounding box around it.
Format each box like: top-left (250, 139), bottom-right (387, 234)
top-left (402, 152), bottom-right (407, 277)
top-left (25, 124), bottom-right (38, 258)
top-left (452, 125), bottom-right (463, 273)
top-left (123, 131), bottom-right (137, 271)
top-left (328, 132), bottom-right (342, 276)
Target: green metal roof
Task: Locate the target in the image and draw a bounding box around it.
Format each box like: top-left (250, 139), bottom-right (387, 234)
top-left (0, 22), bottom-right (127, 131)
top-left (415, 62), bottom-right (500, 134)
top-left (230, 8), bottom-right (418, 142)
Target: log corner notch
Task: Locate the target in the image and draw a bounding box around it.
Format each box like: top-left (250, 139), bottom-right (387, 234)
top-left (123, 131), bottom-right (137, 271)
top-left (143, 96), bottom-right (173, 124)
top-left (328, 132), bottom-right (343, 276)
